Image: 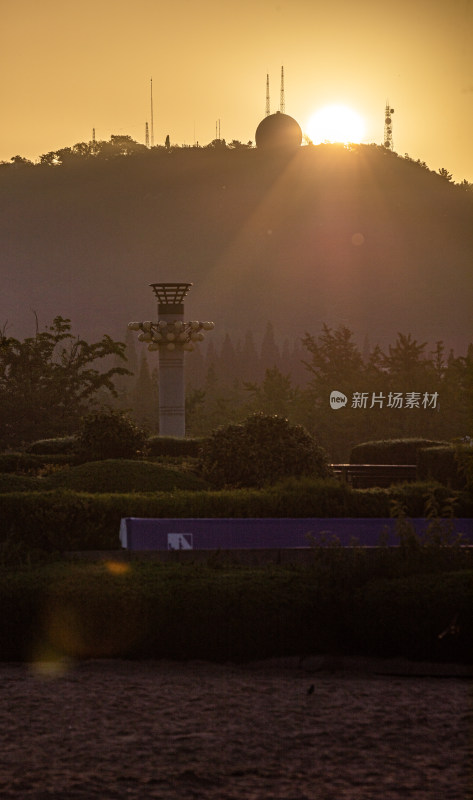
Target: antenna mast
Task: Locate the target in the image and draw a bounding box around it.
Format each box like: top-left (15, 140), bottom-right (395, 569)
top-left (266, 74), bottom-right (270, 116)
top-left (384, 101), bottom-right (394, 150)
top-left (280, 66), bottom-right (285, 113)
top-left (145, 121), bottom-right (150, 148)
top-left (150, 78), bottom-right (155, 147)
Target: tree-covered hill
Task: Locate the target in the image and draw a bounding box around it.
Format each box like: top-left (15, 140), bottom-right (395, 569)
top-left (1, 141), bottom-right (472, 351)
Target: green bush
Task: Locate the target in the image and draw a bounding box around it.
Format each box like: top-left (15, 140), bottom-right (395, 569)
top-left (350, 570), bottom-right (473, 662)
top-left (25, 436), bottom-right (77, 455)
top-left (417, 445), bottom-right (472, 489)
top-left (350, 438), bottom-right (449, 465)
top-left (455, 444), bottom-right (473, 491)
top-left (75, 409), bottom-right (147, 461)
top-left (1, 481), bottom-right (470, 558)
top-left (0, 473), bottom-right (41, 492)
top-left (0, 562), bottom-right (471, 663)
top-left (0, 452), bottom-right (72, 474)
top-left (43, 459), bottom-right (209, 493)
top-left (147, 436), bottom-right (205, 457)
top-left (199, 413), bottom-right (331, 488)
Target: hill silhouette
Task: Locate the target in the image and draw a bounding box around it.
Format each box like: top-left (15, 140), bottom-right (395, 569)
top-left (1, 142), bottom-right (472, 353)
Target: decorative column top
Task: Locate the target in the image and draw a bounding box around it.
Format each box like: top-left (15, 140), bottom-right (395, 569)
top-left (128, 282), bottom-right (214, 353)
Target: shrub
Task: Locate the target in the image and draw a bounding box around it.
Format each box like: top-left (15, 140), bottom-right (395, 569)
top-left (75, 409), bottom-right (147, 461)
top-left (147, 436), bottom-right (205, 457)
top-left (0, 473), bottom-right (41, 492)
top-left (417, 445), bottom-right (472, 489)
top-left (350, 438), bottom-right (449, 465)
top-left (0, 563), bottom-right (472, 662)
top-left (25, 436), bottom-right (77, 455)
top-left (43, 459), bottom-right (209, 493)
top-left (455, 444), bottom-right (473, 491)
top-left (198, 413), bottom-right (331, 488)
top-left (350, 570), bottom-right (473, 662)
top-left (0, 481), bottom-right (470, 559)
top-left (0, 452), bottom-right (72, 474)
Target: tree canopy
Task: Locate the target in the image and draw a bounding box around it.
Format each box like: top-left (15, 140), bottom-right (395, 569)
top-left (0, 316), bottom-right (129, 448)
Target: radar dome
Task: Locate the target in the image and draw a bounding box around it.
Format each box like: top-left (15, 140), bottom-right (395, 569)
top-left (255, 111), bottom-right (302, 150)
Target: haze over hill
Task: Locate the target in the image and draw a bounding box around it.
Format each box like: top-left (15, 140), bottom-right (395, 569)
top-left (1, 142), bottom-right (472, 354)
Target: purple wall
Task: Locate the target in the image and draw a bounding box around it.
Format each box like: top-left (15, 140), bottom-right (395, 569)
top-left (119, 517), bottom-right (473, 551)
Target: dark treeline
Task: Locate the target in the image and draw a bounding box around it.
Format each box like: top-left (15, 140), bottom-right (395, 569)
top-left (118, 323), bottom-right (473, 461)
top-left (1, 313), bottom-right (471, 461)
top-left (1, 138), bottom-right (472, 356)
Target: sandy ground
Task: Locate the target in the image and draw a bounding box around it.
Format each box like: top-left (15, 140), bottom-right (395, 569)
top-left (0, 658), bottom-right (472, 799)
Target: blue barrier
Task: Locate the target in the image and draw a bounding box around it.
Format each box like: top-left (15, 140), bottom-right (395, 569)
top-left (119, 517), bottom-right (473, 551)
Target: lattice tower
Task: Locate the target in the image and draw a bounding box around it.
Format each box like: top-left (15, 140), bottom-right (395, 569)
top-left (384, 101), bottom-right (394, 150)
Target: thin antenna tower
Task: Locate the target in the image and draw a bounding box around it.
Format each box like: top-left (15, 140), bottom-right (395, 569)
top-left (150, 78), bottom-right (154, 147)
top-left (266, 74), bottom-right (270, 116)
top-left (91, 128), bottom-right (96, 154)
top-left (384, 101), bottom-right (394, 150)
top-left (280, 66), bottom-right (285, 113)
top-left (145, 121), bottom-right (150, 148)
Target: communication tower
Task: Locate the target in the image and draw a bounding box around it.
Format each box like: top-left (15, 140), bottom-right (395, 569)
top-left (145, 121), bottom-right (150, 148)
top-left (384, 101), bottom-right (394, 150)
top-left (266, 74), bottom-right (270, 116)
top-left (280, 66), bottom-right (285, 114)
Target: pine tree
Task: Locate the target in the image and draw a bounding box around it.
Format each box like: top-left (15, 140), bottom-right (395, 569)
top-left (260, 322), bottom-right (280, 372)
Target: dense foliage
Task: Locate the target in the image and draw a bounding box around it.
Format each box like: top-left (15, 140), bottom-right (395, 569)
top-left (417, 445), bottom-right (473, 489)
top-left (349, 438), bottom-right (449, 465)
top-left (43, 459), bottom-right (208, 494)
top-left (25, 436), bottom-right (77, 455)
top-left (75, 408), bottom-right (147, 461)
top-left (0, 317), bottom-right (129, 449)
top-left (2, 481), bottom-right (470, 558)
top-left (198, 413), bottom-right (330, 487)
top-left (146, 435), bottom-right (205, 457)
top-left (0, 559), bottom-right (471, 663)
top-left (181, 326), bottom-right (473, 461)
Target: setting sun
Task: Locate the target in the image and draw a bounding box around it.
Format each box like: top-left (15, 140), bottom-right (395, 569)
top-left (306, 105), bottom-right (365, 145)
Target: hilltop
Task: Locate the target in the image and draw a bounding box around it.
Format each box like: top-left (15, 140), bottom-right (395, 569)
top-left (1, 141), bottom-right (472, 352)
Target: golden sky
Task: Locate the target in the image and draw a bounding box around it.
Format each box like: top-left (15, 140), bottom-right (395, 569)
top-left (1, 0), bottom-right (472, 181)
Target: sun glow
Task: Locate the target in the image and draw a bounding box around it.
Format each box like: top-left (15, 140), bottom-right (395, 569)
top-left (306, 105), bottom-right (365, 145)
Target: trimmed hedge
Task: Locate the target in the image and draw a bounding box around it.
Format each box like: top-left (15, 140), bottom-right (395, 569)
top-left (350, 438), bottom-right (449, 465)
top-left (1, 481), bottom-right (471, 556)
top-left (43, 459), bottom-right (209, 494)
top-left (147, 436), bottom-right (206, 457)
top-left (350, 570), bottom-right (473, 662)
top-left (25, 436), bottom-right (77, 455)
top-left (0, 473), bottom-right (42, 492)
top-left (417, 445), bottom-right (472, 489)
top-left (0, 562), bottom-right (471, 663)
top-left (0, 452), bottom-right (73, 473)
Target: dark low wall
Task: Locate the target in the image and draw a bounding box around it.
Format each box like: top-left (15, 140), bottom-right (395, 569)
top-left (119, 517), bottom-right (473, 552)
